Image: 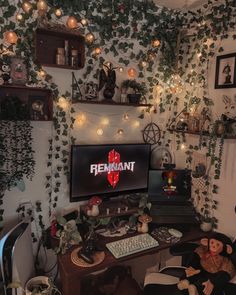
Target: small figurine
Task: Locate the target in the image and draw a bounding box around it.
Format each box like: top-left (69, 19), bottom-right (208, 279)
top-left (86, 196), bottom-right (102, 217)
top-left (0, 60), bottom-right (12, 84)
top-left (98, 63), bottom-right (118, 100)
top-left (177, 232), bottom-right (236, 295)
top-left (137, 214), bottom-right (152, 233)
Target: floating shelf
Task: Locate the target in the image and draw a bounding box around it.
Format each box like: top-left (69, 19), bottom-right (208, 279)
top-left (35, 28), bottom-right (85, 69)
top-left (73, 99), bottom-right (152, 107)
top-left (0, 84), bottom-right (53, 121)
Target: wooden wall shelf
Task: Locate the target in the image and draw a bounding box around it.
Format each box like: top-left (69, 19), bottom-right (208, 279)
top-left (35, 28), bottom-right (85, 70)
top-left (0, 84), bottom-right (53, 121)
top-left (80, 199), bottom-right (139, 219)
top-left (73, 99), bottom-right (152, 107)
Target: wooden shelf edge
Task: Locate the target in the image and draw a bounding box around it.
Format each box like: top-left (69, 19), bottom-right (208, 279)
top-left (72, 100), bottom-right (152, 107)
top-left (0, 84), bottom-right (51, 92)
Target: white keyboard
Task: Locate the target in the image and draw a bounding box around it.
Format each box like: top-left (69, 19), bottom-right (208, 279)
top-left (106, 233), bottom-right (159, 259)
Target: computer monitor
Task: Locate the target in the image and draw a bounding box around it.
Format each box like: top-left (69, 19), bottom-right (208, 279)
top-left (70, 143), bottom-right (151, 201)
top-left (148, 169), bottom-right (192, 204)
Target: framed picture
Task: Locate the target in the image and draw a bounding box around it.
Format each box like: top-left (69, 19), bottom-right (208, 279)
top-left (215, 53), bottom-right (236, 89)
top-left (28, 95), bottom-right (49, 120)
top-left (84, 82), bottom-right (98, 100)
top-left (10, 57), bottom-right (28, 85)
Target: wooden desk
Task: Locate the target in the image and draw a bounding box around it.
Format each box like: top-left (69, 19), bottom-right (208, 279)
top-left (58, 226), bottom-right (208, 295)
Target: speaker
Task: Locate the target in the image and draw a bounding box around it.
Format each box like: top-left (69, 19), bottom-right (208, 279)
top-left (0, 221), bottom-right (35, 295)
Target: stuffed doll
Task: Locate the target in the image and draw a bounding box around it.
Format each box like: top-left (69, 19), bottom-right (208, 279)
top-left (177, 232), bottom-right (235, 295)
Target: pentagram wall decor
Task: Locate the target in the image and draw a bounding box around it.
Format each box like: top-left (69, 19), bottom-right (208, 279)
top-left (142, 122), bottom-right (161, 144)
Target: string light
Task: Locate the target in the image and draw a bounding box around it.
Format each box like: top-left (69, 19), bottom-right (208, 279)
top-left (38, 69), bottom-right (46, 78)
top-left (75, 114), bottom-right (86, 126)
top-left (118, 67), bottom-right (124, 73)
top-left (22, 1), bottom-right (33, 13)
top-left (197, 52), bottom-right (202, 58)
top-left (180, 143), bottom-right (186, 150)
top-left (141, 61), bottom-right (147, 68)
top-left (16, 13), bottom-right (23, 21)
top-left (94, 47), bottom-right (102, 55)
top-left (58, 97), bottom-right (69, 110)
top-left (123, 113), bottom-right (129, 120)
top-left (4, 31), bottom-right (18, 44)
top-left (133, 120), bottom-right (140, 127)
top-left (152, 39), bottom-right (160, 47)
top-left (117, 129), bottom-right (124, 135)
top-left (127, 68), bottom-right (137, 78)
top-left (85, 32), bottom-right (95, 44)
top-left (96, 128), bottom-right (104, 136)
top-left (80, 18), bottom-right (88, 26)
top-left (37, 0), bottom-right (48, 13)
top-left (66, 16), bottom-right (78, 29)
top-left (101, 118), bottom-right (109, 125)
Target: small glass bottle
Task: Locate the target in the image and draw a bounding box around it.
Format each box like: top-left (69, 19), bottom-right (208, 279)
top-left (70, 49), bottom-right (78, 67)
top-left (56, 48), bottom-right (65, 65)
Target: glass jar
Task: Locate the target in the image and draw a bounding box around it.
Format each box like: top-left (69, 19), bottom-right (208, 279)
top-left (70, 49), bottom-right (78, 67)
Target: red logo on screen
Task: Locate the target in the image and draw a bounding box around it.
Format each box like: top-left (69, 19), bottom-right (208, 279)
top-left (107, 149), bottom-right (120, 188)
top-left (90, 149), bottom-right (135, 188)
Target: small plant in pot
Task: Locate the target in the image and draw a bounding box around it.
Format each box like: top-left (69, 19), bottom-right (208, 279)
top-left (200, 212), bottom-right (213, 232)
top-left (121, 79), bottom-right (147, 104)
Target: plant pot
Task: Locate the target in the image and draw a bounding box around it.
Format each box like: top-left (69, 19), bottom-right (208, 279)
top-left (127, 93), bottom-right (141, 104)
top-left (200, 221), bottom-right (212, 232)
top-left (25, 276), bottom-right (51, 295)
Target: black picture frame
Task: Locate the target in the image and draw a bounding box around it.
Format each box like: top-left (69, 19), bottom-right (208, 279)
top-left (28, 95), bottom-right (49, 121)
top-left (215, 53), bottom-right (236, 89)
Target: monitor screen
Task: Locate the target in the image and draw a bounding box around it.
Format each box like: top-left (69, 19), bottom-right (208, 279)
top-left (70, 143), bottom-right (151, 201)
top-left (148, 169), bottom-right (191, 203)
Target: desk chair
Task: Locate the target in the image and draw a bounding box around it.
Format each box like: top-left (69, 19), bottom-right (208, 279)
top-left (143, 240), bottom-right (236, 295)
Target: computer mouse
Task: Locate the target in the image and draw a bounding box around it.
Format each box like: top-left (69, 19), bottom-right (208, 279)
top-left (168, 228), bottom-right (183, 238)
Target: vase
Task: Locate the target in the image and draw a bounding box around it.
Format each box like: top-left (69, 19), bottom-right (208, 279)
top-left (103, 87), bottom-right (115, 100)
top-left (127, 93), bottom-right (141, 104)
top-left (200, 221), bottom-right (212, 232)
top-left (25, 276), bottom-right (51, 295)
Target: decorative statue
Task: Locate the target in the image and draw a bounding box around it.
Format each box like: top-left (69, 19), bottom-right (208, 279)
top-left (177, 232), bottom-right (236, 295)
top-left (98, 63), bottom-right (118, 100)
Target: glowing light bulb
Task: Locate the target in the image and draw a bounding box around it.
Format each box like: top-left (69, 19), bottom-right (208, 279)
top-left (81, 18), bottom-right (88, 26)
top-left (85, 32), bottom-right (95, 44)
top-left (197, 52), bottom-right (202, 58)
top-left (37, 0), bottom-right (48, 12)
top-left (66, 16), bottom-right (78, 29)
top-left (117, 129), bottom-right (124, 135)
top-left (180, 143), bottom-right (186, 150)
top-left (133, 120), bottom-right (140, 127)
top-left (123, 113), bottom-right (129, 120)
top-left (97, 128), bottom-right (103, 136)
top-left (38, 69), bottom-right (46, 78)
top-left (152, 39), bottom-right (160, 47)
top-left (55, 8), bottom-right (62, 17)
top-left (118, 67), bottom-right (124, 73)
top-left (58, 97), bottom-right (69, 110)
top-left (22, 1), bottom-right (32, 13)
top-left (94, 47), bottom-right (102, 55)
top-left (101, 118), bottom-right (109, 125)
top-left (16, 13), bottom-right (23, 21)
top-left (141, 61), bottom-right (147, 67)
top-left (76, 114), bottom-right (86, 126)
top-left (127, 68), bottom-right (137, 78)
top-left (4, 31), bottom-right (18, 44)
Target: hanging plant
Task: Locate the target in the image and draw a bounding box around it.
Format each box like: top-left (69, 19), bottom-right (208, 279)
top-left (0, 96), bottom-right (35, 192)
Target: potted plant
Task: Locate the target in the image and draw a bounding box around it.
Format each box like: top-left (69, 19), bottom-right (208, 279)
top-left (121, 79), bottom-right (147, 104)
top-left (200, 212), bottom-right (213, 232)
top-left (8, 277), bottom-right (61, 295)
